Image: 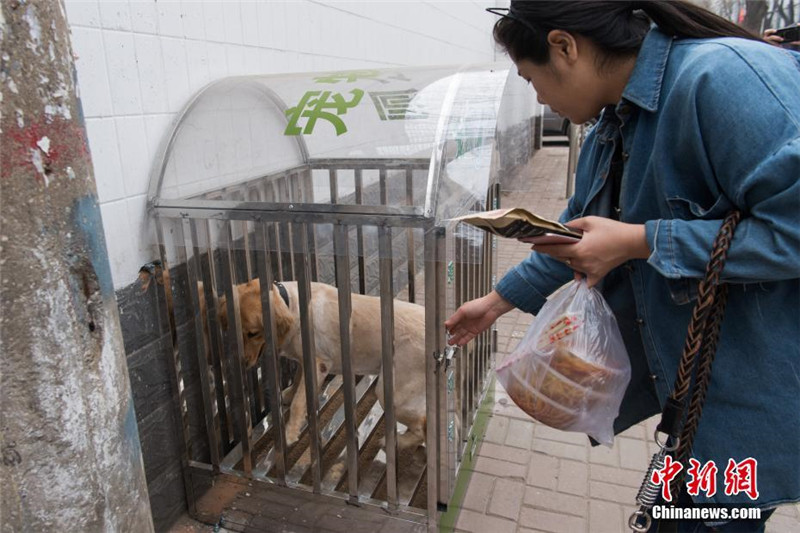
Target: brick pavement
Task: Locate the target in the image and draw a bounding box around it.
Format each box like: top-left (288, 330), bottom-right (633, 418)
top-left (451, 144), bottom-right (800, 533)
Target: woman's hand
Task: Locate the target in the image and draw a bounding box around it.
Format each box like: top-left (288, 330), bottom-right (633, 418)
top-left (764, 27), bottom-right (785, 46)
top-left (445, 290), bottom-right (514, 347)
top-left (764, 24), bottom-right (800, 46)
top-left (521, 216), bottom-right (650, 287)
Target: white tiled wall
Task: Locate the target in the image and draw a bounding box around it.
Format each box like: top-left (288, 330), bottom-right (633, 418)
top-left (65, 0), bottom-right (508, 289)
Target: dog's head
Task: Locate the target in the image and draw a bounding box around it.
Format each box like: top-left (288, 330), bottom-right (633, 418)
top-left (215, 279), bottom-right (295, 368)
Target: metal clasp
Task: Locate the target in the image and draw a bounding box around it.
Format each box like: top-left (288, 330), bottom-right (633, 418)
top-left (627, 431), bottom-right (679, 531)
top-left (628, 508), bottom-right (652, 532)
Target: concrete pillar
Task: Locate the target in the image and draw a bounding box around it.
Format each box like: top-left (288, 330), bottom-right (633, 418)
top-left (0, 2), bottom-right (154, 531)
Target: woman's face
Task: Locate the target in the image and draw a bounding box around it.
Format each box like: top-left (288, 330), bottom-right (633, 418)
top-left (514, 31), bottom-right (626, 124)
top-left (515, 57), bottom-right (605, 126)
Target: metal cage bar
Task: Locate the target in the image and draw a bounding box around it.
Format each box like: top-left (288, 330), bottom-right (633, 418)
top-left (333, 224), bottom-right (360, 503)
top-left (465, 231), bottom-right (475, 422)
top-left (242, 216), bottom-right (254, 282)
top-left (454, 234), bottom-right (466, 456)
top-left (221, 220), bottom-right (254, 475)
top-left (378, 224), bottom-right (398, 508)
top-left (183, 218), bottom-right (223, 471)
top-left (470, 214), bottom-right (480, 413)
top-left (354, 169), bottom-right (366, 294)
top-left (379, 168), bottom-right (388, 205)
top-left (299, 170), bottom-right (319, 281)
top-left (155, 217), bottom-right (198, 514)
top-left (405, 168), bottom-right (417, 303)
top-left (254, 221), bottom-right (289, 485)
top-left (280, 176), bottom-right (296, 280)
top-left (329, 169), bottom-right (339, 204)
top-left (329, 169), bottom-right (340, 286)
top-left (293, 222), bottom-right (323, 491)
top-left (435, 227), bottom-right (451, 507)
top-left (309, 158), bottom-right (430, 170)
top-left (423, 227), bottom-right (440, 530)
top-left (477, 238), bottom-right (485, 411)
top-left (200, 219), bottom-right (235, 450)
top-left (265, 181), bottom-right (285, 283)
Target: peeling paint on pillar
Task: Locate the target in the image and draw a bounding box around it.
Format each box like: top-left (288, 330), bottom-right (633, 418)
top-left (0, 1), bottom-right (154, 531)
top-left (72, 195), bottom-right (114, 299)
top-left (2, 117), bottom-right (89, 183)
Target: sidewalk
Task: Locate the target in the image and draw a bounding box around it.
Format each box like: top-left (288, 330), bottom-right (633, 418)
top-left (450, 144), bottom-right (800, 533)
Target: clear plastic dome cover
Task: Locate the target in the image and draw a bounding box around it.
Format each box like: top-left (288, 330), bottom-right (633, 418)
top-left (148, 63), bottom-right (540, 228)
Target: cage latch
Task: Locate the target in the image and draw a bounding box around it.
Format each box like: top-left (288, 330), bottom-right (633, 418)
top-left (433, 346), bottom-right (457, 367)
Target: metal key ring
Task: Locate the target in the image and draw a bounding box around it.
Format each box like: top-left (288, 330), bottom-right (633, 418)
top-left (628, 509), bottom-right (652, 532)
top-left (654, 430), bottom-right (680, 452)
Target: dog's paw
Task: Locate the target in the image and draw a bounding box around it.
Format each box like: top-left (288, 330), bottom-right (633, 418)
top-left (397, 430), bottom-right (425, 452)
top-left (377, 433), bottom-right (424, 452)
top-left (285, 426), bottom-right (301, 446)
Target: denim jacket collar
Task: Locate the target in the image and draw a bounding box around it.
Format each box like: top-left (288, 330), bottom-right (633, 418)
top-left (623, 26), bottom-right (672, 112)
top-left (595, 27), bottom-right (672, 143)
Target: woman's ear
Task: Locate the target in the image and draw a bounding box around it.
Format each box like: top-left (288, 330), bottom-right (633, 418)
top-left (546, 29), bottom-right (579, 64)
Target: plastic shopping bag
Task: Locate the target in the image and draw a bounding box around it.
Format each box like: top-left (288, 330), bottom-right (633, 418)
top-left (496, 280), bottom-right (631, 445)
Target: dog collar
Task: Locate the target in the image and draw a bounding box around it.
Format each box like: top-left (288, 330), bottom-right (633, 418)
top-left (273, 281), bottom-right (290, 308)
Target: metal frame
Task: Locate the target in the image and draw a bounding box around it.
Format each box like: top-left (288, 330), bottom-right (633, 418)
top-left (155, 156), bottom-right (497, 530)
top-left (146, 78), bottom-right (311, 210)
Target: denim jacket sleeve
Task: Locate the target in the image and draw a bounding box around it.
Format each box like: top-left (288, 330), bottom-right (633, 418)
top-left (494, 245), bottom-right (575, 314)
top-left (644, 42), bottom-right (800, 283)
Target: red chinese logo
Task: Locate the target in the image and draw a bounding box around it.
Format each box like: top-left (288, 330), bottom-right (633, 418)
top-left (686, 458), bottom-right (719, 497)
top-left (723, 457), bottom-right (759, 500)
top-left (651, 455), bottom-right (684, 502)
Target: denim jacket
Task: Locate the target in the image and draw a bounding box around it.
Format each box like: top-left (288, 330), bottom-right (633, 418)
top-left (496, 27), bottom-right (800, 508)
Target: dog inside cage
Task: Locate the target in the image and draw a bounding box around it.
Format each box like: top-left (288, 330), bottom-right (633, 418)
top-left (156, 160), bottom-right (495, 513)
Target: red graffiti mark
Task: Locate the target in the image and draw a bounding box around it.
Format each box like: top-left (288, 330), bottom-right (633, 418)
top-left (1, 117), bottom-right (90, 182)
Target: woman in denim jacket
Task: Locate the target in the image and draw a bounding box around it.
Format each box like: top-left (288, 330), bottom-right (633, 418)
top-left (446, 1), bottom-right (800, 531)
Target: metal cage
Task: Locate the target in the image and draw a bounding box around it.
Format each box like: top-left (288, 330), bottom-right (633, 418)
top-left (148, 65), bottom-right (540, 530)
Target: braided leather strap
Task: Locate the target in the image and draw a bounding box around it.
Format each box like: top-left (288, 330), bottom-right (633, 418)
top-left (667, 211), bottom-right (742, 499)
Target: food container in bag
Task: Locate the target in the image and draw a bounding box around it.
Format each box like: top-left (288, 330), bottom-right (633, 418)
top-left (497, 280), bottom-right (631, 445)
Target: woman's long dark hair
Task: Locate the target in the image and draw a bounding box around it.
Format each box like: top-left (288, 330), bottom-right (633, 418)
top-left (494, 0), bottom-right (763, 65)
